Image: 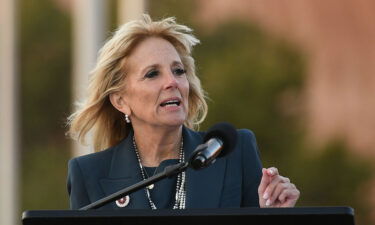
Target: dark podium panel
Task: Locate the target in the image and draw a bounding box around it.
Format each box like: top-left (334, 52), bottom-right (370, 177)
top-left (22, 206), bottom-right (355, 225)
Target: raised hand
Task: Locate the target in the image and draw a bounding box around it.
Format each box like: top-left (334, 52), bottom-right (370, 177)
top-left (258, 167), bottom-right (300, 207)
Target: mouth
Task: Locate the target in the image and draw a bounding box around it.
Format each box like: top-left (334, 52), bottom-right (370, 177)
top-left (160, 98), bottom-right (181, 107)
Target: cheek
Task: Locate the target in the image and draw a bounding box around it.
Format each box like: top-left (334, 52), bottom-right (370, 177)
top-left (125, 88), bottom-right (154, 112)
top-left (136, 92), bottom-right (156, 110)
top-left (182, 79), bottom-right (190, 96)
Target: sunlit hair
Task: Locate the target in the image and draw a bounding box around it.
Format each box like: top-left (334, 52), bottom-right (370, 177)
top-left (67, 14), bottom-right (208, 152)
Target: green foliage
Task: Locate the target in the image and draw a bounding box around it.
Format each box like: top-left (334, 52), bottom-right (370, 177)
top-left (195, 22), bottom-right (304, 163)
top-left (149, 0), bottom-right (196, 26)
top-left (22, 145), bottom-right (70, 210)
top-left (291, 142), bottom-right (373, 225)
top-left (20, 0), bottom-right (71, 211)
top-left (20, 0), bottom-right (72, 147)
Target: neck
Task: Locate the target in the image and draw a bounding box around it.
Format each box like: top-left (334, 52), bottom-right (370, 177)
top-left (133, 125), bottom-right (183, 167)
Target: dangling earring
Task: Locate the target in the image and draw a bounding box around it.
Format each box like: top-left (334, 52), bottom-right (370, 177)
top-left (125, 114), bottom-right (131, 123)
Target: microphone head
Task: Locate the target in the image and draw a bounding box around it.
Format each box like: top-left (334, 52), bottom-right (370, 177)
top-left (203, 122), bottom-right (237, 158)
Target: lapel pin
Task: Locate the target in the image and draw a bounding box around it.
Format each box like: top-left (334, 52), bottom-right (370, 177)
top-left (116, 195), bottom-right (130, 208)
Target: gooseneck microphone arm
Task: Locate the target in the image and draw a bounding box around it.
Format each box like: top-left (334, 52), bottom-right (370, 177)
top-left (80, 162), bottom-right (189, 210)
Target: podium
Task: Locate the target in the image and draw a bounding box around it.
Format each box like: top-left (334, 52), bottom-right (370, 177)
top-left (22, 206), bottom-right (355, 225)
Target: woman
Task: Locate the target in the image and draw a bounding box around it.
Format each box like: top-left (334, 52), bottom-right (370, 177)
top-left (67, 14), bottom-right (300, 210)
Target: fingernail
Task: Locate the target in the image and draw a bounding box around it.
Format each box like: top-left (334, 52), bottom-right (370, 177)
top-left (268, 169), bottom-right (274, 175)
top-left (263, 192), bottom-right (269, 200)
top-left (266, 199), bottom-right (271, 206)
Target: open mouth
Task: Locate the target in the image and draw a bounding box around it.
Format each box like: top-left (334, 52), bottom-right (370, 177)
top-left (160, 99), bottom-right (181, 107)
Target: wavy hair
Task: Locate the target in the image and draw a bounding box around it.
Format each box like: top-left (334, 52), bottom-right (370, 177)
top-left (67, 14), bottom-right (208, 152)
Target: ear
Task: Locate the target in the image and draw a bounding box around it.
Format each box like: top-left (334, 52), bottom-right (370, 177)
top-left (109, 92), bottom-right (131, 116)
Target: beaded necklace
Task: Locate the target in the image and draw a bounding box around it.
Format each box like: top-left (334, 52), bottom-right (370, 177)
top-left (132, 136), bottom-right (186, 209)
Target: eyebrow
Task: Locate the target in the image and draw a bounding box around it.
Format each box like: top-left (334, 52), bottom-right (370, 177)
top-left (141, 64), bottom-right (159, 74)
top-left (171, 61), bottom-right (184, 68)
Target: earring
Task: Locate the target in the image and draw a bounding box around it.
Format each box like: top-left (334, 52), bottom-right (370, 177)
top-left (125, 114), bottom-right (131, 123)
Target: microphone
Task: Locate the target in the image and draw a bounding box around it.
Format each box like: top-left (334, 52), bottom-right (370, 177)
top-left (189, 122), bottom-right (237, 170)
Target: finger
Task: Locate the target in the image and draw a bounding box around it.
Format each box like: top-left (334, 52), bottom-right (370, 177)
top-left (263, 176), bottom-right (285, 206)
top-left (266, 167), bottom-right (279, 177)
top-left (259, 167), bottom-right (280, 196)
top-left (258, 168), bottom-right (271, 196)
top-left (279, 184), bottom-right (300, 205)
top-left (268, 182), bottom-right (291, 207)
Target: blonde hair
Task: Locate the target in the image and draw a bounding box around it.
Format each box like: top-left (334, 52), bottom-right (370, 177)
top-left (67, 14), bottom-right (208, 152)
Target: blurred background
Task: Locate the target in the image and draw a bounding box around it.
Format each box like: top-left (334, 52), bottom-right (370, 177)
top-left (1, 0), bottom-right (374, 225)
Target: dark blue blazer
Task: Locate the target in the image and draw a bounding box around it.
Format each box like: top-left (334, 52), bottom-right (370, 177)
top-left (67, 127), bottom-right (263, 210)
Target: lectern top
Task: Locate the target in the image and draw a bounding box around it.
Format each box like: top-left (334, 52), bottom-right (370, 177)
top-left (22, 206), bottom-right (355, 225)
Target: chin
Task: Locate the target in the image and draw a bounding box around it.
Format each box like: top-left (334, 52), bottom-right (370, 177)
top-left (163, 117), bottom-right (186, 127)
top-left (166, 120), bottom-right (185, 127)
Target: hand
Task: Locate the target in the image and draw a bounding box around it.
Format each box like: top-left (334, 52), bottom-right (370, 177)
top-left (258, 167), bottom-right (300, 207)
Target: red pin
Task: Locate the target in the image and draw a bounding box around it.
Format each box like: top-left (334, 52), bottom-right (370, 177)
top-left (115, 195), bottom-right (130, 208)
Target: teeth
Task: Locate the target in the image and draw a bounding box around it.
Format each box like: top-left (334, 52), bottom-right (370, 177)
top-left (161, 100), bottom-right (180, 106)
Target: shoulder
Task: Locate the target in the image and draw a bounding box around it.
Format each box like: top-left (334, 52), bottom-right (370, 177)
top-left (235, 128), bottom-right (261, 157)
top-left (69, 147), bottom-right (112, 170)
top-left (237, 128), bottom-right (255, 137)
top-left (236, 129), bottom-right (258, 148)
top-left (67, 145), bottom-right (117, 209)
top-left (68, 139), bottom-right (124, 176)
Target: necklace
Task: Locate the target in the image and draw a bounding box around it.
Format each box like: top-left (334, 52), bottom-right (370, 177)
top-left (142, 167), bottom-right (158, 189)
top-left (132, 136), bottom-right (186, 210)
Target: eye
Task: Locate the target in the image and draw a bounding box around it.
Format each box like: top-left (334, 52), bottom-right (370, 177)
top-left (144, 69), bottom-right (159, 79)
top-left (173, 68), bottom-right (186, 76)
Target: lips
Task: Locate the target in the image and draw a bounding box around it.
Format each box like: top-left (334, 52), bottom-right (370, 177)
top-left (160, 98), bottom-right (181, 107)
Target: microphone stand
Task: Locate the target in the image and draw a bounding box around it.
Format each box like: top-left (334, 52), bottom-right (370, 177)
top-left (80, 162), bottom-right (190, 210)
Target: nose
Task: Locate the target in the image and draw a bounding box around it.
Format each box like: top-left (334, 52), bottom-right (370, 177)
top-left (164, 71), bottom-right (178, 90)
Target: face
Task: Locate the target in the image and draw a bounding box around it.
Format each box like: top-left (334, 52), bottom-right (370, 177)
top-left (113, 37), bottom-right (190, 129)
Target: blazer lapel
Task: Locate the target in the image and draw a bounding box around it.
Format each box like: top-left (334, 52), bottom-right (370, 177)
top-left (184, 127), bottom-right (227, 208)
top-left (99, 131), bottom-right (149, 209)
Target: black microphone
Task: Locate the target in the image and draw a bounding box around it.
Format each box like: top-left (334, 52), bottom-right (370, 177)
top-left (189, 122), bottom-right (237, 170)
